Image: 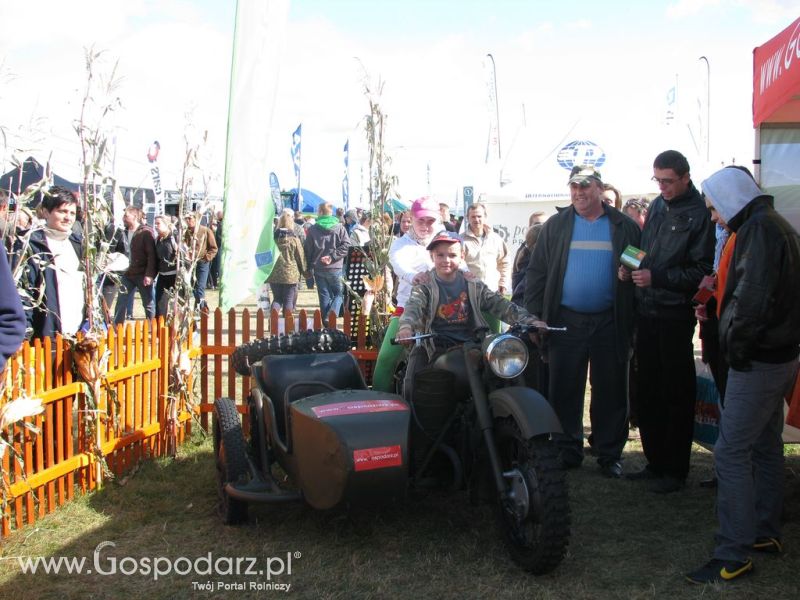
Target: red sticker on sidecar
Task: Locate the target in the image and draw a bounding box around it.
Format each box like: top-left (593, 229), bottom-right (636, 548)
top-left (353, 445), bottom-right (403, 471)
top-left (311, 399), bottom-right (408, 418)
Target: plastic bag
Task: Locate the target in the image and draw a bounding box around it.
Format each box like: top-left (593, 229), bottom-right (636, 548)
top-left (694, 363), bottom-right (720, 449)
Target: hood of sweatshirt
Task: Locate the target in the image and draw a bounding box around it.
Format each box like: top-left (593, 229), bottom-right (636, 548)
top-left (701, 167), bottom-right (762, 224)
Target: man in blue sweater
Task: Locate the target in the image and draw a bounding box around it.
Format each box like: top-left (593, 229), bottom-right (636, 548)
top-left (525, 166), bottom-right (640, 478)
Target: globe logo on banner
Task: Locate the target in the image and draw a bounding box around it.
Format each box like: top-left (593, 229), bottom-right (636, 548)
top-left (556, 140), bottom-right (606, 171)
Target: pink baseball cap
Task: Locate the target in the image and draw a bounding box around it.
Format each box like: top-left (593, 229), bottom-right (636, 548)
top-left (410, 196), bottom-right (440, 220)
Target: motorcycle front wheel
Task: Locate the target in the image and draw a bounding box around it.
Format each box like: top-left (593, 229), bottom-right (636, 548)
top-left (493, 417), bottom-right (570, 574)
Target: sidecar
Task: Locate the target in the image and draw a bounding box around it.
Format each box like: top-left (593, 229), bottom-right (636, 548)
top-left (214, 350), bottom-right (411, 523)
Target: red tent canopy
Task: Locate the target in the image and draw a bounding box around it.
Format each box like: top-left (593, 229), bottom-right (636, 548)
top-left (753, 15), bottom-right (800, 127)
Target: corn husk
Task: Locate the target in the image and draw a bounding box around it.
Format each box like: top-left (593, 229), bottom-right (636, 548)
top-left (0, 397), bottom-right (45, 430)
top-left (178, 351), bottom-right (191, 377)
top-left (362, 291), bottom-right (375, 317)
top-left (73, 336), bottom-right (100, 384)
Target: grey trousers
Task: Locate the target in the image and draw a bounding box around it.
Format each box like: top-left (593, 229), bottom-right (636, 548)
top-left (713, 359), bottom-right (798, 561)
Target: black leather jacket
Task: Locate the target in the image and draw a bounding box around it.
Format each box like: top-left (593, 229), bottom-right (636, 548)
top-left (635, 182), bottom-right (715, 320)
top-left (719, 197), bottom-right (800, 369)
top-left (524, 203), bottom-right (641, 362)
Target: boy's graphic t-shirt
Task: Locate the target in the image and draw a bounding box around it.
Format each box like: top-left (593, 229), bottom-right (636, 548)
top-left (432, 273), bottom-right (472, 346)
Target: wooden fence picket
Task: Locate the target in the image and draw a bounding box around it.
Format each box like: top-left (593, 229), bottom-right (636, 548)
top-left (0, 308), bottom-right (377, 538)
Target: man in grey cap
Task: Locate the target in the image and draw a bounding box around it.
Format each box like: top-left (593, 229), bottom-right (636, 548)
top-left (525, 165), bottom-right (640, 478)
top-left (343, 208), bottom-right (358, 235)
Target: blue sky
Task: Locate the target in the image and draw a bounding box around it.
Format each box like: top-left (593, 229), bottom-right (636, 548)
top-left (0, 0), bottom-right (797, 204)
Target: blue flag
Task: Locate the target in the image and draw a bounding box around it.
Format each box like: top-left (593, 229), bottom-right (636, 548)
top-left (269, 172), bottom-right (283, 213)
top-left (342, 139), bottom-right (349, 210)
top-left (291, 123), bottom-right (302, 178)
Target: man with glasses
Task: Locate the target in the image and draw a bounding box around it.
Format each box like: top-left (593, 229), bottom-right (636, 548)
top-left (620, 150), bottom-right (714, 493)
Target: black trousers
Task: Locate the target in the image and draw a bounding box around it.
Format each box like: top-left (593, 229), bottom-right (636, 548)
top-left (547, 307), bottom-right (629, 465)
top-left (156, 274), bottom-right (176, 318)
top-left (635, 315), bottom-right (697, 480)
top-left (699, 313), bottom-right (729, 403)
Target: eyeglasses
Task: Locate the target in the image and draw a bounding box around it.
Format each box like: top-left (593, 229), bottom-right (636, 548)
top-left (651, 175), bottom-right (680, 186)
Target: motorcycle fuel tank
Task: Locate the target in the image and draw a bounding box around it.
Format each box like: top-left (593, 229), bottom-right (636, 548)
top-left (290, 389), bottom-right (410, 509)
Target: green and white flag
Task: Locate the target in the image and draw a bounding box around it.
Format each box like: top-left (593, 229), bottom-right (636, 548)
top-left (220, 0), bottom-right (289, 311)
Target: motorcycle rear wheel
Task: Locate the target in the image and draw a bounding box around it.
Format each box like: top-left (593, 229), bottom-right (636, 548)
top-left (493, 417), bottom-right (570, 574)
top-left (213, 397), bottom-right (249, 524)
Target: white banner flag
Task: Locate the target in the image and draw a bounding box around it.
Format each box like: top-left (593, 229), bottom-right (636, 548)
top-left (146, 141), bottom-right (165, 225)
top-left (220, 0), bottom-right (290, 311)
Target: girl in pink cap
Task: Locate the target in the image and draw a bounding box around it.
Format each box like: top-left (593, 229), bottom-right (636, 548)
top-left (373, 196), bottom-right (444, 391)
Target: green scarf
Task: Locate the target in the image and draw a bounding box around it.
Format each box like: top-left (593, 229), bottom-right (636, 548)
top-left (316, 215), bottom-right (340, 230)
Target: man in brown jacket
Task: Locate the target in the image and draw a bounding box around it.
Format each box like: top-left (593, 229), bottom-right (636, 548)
top-left (184, 213), bottom-right (218, 308)
top-left (114, 206), bottom-right (157, 324)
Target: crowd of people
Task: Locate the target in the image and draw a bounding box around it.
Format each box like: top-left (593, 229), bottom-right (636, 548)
top-left (0, 191), bottom-right (221, 341)
top-left (381, 150), bottom-right (800, 586)
top-left (1, 147), bottom-right (798, 586)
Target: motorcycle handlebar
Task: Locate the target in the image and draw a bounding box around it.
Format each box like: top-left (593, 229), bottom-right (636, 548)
top-left (391, 332), bottom-right (435, 345)
top-left (511, 323), bottom-right (567, 334)
top-left (392, 326), bottom-right (565, 346)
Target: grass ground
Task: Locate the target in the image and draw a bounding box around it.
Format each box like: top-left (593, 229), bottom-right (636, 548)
top-left (2, 287), bottom-right (798, 598)
top-left (0, 422), bottom-right (799, 598)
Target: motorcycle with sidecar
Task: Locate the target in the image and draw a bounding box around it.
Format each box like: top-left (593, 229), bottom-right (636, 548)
top-left (214, 325), bottom-right (570, 574)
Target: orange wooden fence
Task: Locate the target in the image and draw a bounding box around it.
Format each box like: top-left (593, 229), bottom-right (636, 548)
top-left (194, 307), bottom-right (377, 429)
top-left (0, 308), bottom-right (376, 538)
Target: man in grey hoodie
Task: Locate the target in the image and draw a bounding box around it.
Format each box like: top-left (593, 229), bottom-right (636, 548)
top-left (686, 166), bottom-right (800, 584)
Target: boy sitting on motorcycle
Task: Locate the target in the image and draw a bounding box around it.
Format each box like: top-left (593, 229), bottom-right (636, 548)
top-left (396, 232), bottom-right (543, 353)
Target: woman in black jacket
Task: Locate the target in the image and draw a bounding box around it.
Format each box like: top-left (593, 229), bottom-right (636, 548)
top-left (154, 215), bottom-right (178, 317)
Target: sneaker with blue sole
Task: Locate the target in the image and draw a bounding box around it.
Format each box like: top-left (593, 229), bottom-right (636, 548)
top-left (685, 558), bottom-right (753, 584)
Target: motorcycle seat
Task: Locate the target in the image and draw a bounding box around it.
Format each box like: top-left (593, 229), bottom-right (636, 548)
top-left (253, 352), bottom-right (368, 442)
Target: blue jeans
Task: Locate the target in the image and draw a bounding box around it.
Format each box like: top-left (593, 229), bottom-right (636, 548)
top-left (194, 261), bottom-right (210, 306)
top-left (114, 274), bottom-right (155, 324)
top-left (314, 269), bottom-right (344, 319)
top-left (713, 360), bottom-right (798, 562)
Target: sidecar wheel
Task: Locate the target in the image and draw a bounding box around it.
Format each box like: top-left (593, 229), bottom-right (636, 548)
top-left (493, 418), bottom-right (570, 574)
top-left (213, 397), bottom-right (249, 524)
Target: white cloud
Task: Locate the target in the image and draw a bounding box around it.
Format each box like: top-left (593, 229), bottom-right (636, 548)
top-left (665, 0), bottom-right (722, 19)
top-left (565, 19), bottom-right (592, 30)
top-left (1, 1), bottom-right (795, 205)
top-left (736, 0), bottom-right (800, 25)
top-left (0, 0), bottom-right (232, 193)
top-left (666, 0), bottom-right (797, 23)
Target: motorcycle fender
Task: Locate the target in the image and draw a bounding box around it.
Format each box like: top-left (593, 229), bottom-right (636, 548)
top-left (489, 387), bottom-right (563, 438)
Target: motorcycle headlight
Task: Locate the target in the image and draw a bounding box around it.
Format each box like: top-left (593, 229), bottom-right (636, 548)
top-left (484, 334), bottom-right (528, 379)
